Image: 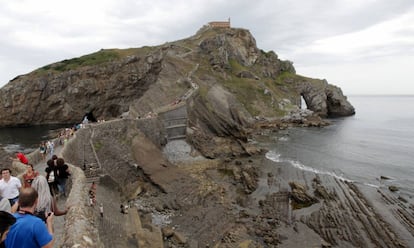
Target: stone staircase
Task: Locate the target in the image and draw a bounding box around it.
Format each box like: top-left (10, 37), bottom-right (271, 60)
top-left (158, 63), bottom-right (199, 143)
top-left (161, 104), bottom-right (188, 141)
top-left (79, 127), bottom-right (102, 181)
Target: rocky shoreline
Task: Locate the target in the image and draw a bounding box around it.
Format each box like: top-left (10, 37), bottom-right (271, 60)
top-left (3, 115), bottom-right (413, 247)
top-left (140, 146), bottom-right (414, 247)
top-left (59, 117), bottom-right (409, 248)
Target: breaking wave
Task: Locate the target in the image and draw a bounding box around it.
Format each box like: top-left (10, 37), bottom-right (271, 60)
top-left (265, 150), bottom-right (352, 183)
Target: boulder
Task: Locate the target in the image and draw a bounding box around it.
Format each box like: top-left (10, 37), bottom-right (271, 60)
top-left (289, 182), bottom-right (319, 209)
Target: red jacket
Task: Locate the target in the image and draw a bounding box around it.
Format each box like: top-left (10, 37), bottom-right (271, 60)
top-left (17, 153), bottom-right (28, 164)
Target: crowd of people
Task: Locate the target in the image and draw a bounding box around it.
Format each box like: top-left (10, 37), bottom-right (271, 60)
top-left (0, 115), bottom-right (133, 247)
top-left (0, 112), bottom-right (108, 247)
top-left (0, 149), bottom-right (72, 247)
top-left (38, 127), bottom-right (77, 162)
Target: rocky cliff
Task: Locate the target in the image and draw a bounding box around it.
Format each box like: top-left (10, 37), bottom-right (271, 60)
top-left (0, 26), bottom-right (354, 142)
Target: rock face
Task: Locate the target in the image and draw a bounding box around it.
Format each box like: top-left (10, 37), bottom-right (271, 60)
top-left (297, 79), bottom-right (355, 117)
top-left (289, 181), bottom-right (319, 208)
top-left (0, 25), bottom-right (354, 135)
top-left (0, 51), bottom-right (163, 126)
top-left (199, 28), bottom-right (261, 69)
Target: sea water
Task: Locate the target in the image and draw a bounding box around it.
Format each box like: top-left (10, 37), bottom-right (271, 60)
top-left (0, 124), bottom-right (67, 153)
top-left (264, 95), bottom-right (414, 197)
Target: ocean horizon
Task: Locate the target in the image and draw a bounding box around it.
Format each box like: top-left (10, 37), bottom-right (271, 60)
top-left (263, 95), bottom-right (414, 199)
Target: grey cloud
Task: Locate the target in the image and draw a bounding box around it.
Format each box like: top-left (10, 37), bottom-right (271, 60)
top-left (0, 0), bottom-right (413, 93)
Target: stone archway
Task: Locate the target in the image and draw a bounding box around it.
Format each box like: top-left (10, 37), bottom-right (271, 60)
top-left (300, 93), bottom-right (308, 110)
top-left (296, 80), bottom-right (355, 118)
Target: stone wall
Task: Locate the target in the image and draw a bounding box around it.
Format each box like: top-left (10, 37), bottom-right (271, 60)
top-left (61, 127), bottom-right (91, 168)
top-left (208, 21), bottom-right (231, 28)
top-left (135, 117), bottom-right (166, 147)
top-left (61, 165), bottom-right (103, 247)
top-left (159, 104), bottom-right (187, 140)
top-left (60, 131), bottom-right (104, 247)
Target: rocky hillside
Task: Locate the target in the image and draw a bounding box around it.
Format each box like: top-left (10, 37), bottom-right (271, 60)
top-left (0, 25), bottom-right (354, 129)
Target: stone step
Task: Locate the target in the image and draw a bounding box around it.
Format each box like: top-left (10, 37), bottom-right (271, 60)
top-left (165, 124), bottom-right (187, 129)
top-left (86, 176), bottom-right (100, 183)
top-left (168, 135), bottom-right (186, 140)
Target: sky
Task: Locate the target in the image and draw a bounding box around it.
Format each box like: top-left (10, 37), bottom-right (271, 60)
top-left (0, 0), bottom-right (413, 95)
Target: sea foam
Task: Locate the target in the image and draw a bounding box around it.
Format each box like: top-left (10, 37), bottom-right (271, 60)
top-left (265, 150), bottom-right (352, 183)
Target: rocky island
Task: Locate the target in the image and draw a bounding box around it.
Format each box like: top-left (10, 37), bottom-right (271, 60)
top-left (2, 24), bottom-right (412, 248)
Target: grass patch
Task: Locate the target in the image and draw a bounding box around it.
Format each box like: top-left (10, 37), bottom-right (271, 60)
top-left (274, 71), bottom-right (296, 85)
top-left (40, 49), bottom-right (120, 72)
top-left (34, 46), bottom-right (157, 75)
top-left (228, 59), bottom-right (247, 74)
top-left (93, 141), bottom-right (103, 151)
top-left (222, 75), bottom-right (262, 116)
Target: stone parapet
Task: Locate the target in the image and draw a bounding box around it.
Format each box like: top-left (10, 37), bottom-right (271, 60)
top-left (61, 165), bottom-right (103, 247)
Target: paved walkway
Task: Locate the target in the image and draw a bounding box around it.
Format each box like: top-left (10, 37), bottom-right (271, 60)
top-left (39, 135), bottom-right (140, 247)
top-left (33, 141), bottom-right (128, 247)
top-left (33, 145), bottom-right (67, 248)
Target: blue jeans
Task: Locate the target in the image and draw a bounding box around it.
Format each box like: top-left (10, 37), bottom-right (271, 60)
top-left (8, 196), bottom-right (19, 206)
top-left (57, 178), bottom-right (67, 195)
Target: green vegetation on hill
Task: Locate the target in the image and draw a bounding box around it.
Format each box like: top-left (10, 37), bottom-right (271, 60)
top-left (34, 47), bottom-right (156, 75)
top-left (215, 60), bottom-right (295, 117)
top-left (38, 49), bottom-right (121, 73)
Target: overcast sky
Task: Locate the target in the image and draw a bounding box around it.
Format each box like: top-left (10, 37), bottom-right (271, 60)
top-left (1, 0), bottom-right (413, 95)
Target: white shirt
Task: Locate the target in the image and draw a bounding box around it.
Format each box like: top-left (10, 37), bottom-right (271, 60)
top-left (0, 176), bottom-right (22, 199)
top-left (47, 141), bottom-right (54, 149)
top-left (0, 197), bottom-right (11, 212)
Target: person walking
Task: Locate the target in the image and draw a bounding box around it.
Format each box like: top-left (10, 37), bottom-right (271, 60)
top-left (22, 164), bottom-right (39, 188)
top-left (5, 188), bottom-right (54, 248)
top-left (45, 159), bottom-right (58, 196)
top-left (46, 140), bottom-right (54, 159)
top-left (39, 142), bottom-right (47, 160)
top-left (99, 203), bottom-right (104, 218)
top-left (0, 169), bottom-right (21, 207)
top-left (31, 176), bottom-right (69, 222)
top-left (56, 158), bottom-right (70, 197)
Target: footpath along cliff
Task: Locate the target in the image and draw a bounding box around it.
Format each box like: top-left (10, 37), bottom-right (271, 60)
top-left (8, 25), bottom-right (414, 248)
